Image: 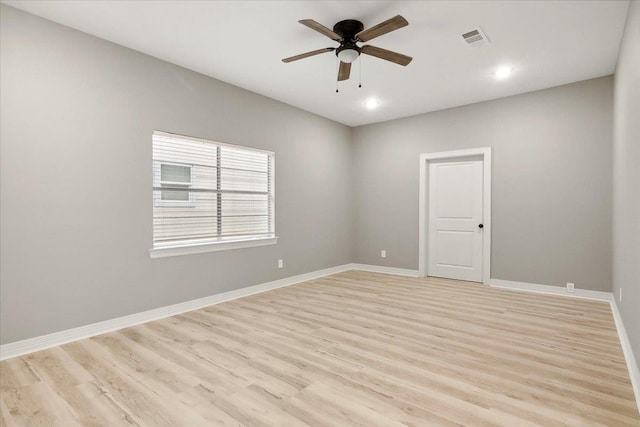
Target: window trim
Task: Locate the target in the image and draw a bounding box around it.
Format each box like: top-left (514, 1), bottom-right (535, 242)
top-left (150, 131), bottom-right (277, 258)
top-left (149, 235), bottom-right (278, 258)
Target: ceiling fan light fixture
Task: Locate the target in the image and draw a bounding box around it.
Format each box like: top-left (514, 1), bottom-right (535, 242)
top-left (337, 47), bottom-right (360, 63)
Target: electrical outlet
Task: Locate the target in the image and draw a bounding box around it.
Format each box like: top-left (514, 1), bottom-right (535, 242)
top-left (566, 282), bottom-right (575, 293)
top-left (278, 259), bottom-right (283, 269)
top-left (381, 250), bottom-right (386, 258)
top-left (620, 288), bottom-right (623, 303)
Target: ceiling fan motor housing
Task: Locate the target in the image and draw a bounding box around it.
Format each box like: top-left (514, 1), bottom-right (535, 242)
top-left (333, 19), bottom-right (364, 40)
top-left (334, 19), bottom-right (364, 61)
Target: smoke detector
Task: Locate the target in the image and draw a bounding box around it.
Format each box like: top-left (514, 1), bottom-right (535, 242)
top-left (461, 28), bottom-right (490, 47)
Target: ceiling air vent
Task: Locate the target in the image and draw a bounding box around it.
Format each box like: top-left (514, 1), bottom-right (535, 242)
top-left (461, 28), bottom-right (490, 47)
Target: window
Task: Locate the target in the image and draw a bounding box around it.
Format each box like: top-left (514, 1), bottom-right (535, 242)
top-left (158, 164), bottom-right (192, 204)
top-left (150, 131), bottom-right (276, 257)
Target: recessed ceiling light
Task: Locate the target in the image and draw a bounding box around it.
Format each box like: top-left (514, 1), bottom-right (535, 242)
top-left (494, 66), bottom-right (513, 80)
top-left (365, 98), bottom-right (380, 110)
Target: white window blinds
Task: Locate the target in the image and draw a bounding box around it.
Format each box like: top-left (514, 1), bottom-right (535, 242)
top-left (152, 131), bottom-right (274, 248)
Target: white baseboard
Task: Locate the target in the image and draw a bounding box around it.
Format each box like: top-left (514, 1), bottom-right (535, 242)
top-left (0, 263), bottom-right (354, 361)
top-left (349, 263), bottom-right (419, 277)
top-left (610, 299), bottom-right (640, 415)
top-left (489, 278), bottom-right (612, 301)
top-left (0, 262), bottom-right (420, 360)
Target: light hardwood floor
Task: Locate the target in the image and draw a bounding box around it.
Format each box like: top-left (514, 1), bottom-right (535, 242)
top-left (1, 270), bottom-right (639, 426)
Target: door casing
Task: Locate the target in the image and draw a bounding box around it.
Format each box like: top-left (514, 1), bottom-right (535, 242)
top-left (418, 147), bottom-right (492, 284)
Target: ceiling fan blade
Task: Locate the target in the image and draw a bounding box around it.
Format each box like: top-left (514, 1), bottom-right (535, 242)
top-left (282, 47), bottom-right (335, 63)
top-left (299, 19), bottom-right (342, 41)
top-left (361, 45), bottom-right (412, 66)
top-left (337, 61), bottom-right (351, 81)
top-left (356, 15), bottom-right (408, 42)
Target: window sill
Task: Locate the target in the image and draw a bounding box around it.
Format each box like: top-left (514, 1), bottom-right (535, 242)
top-left (149, 236), bottom-right (278, 259)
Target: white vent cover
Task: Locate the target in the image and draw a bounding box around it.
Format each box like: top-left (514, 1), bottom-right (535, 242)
top-left (461, 28), bottom-right (490, 47)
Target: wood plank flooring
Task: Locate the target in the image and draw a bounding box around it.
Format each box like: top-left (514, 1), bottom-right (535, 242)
top-left (1, 270), bottom-right (638, 426)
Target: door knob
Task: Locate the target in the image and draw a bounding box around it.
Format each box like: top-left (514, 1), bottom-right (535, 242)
top-left (478, 224), bottom-right (484, 229)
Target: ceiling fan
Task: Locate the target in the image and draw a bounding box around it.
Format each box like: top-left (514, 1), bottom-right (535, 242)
top-left (282, 15), bottom-right (412, 82)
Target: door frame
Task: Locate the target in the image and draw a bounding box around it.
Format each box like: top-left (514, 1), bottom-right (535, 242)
top-left (418, 147), bottom-right (492, 284)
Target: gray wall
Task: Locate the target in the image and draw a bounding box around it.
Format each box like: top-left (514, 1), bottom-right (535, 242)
top-left (352, 77), bottom-right (613, 291)
top-left (0, 5), bottom-right (353, 344)
top-left (613, 0), bottom-right (640, 365)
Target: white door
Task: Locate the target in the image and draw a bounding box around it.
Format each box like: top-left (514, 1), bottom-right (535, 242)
top-left (428, 160), bottom-right (484, 282)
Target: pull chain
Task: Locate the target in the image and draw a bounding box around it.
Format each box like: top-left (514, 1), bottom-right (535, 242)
top-left (335, 55), bottom-right (339, 93)
top-left (359, 55), bottom-right (362, 88)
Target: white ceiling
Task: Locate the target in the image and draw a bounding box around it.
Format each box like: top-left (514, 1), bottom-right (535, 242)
top-left (3, 0), bottom-right (630, 126)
